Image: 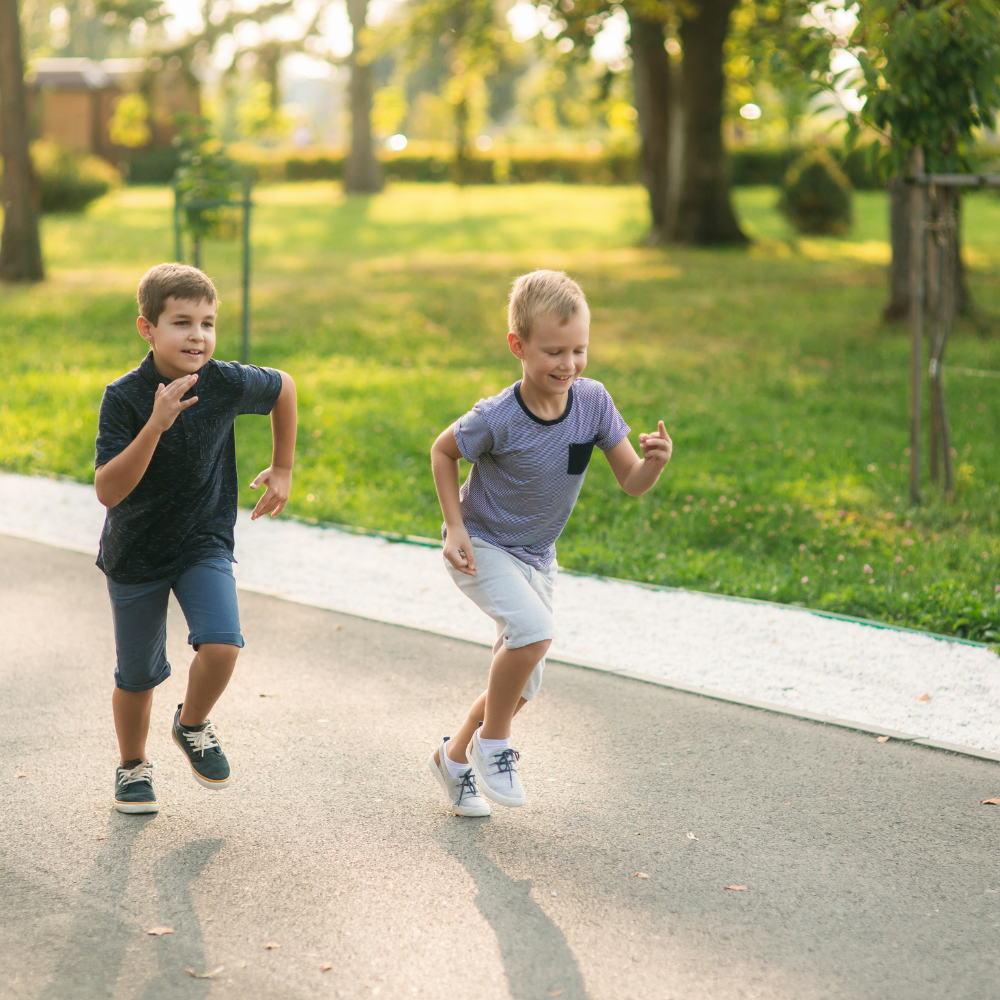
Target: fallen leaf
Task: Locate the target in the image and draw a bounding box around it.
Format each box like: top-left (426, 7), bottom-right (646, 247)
top-left (185, 966), bottom-right (225, 979)
top-left (876, 736), bottom-right (890, 743)
top-left (686, 831), bottom-right (699, 841)
top-left (96, 836), bottom-right (108, 841)
top-left (320, 963), bottom-right (333, 972)
top-left (980, 798), bottom-right (1000, 806)
top-left (917, 692), bottom-right (931, 702)
top-left (205, 917), bottom-right (213, 922)
top-left (265, 942), bottom-right (282, 949)
top-left (15, 771), bottom-right (26, 778)
top-left (634, 872), bottom-right (650, 879)
top-left (724, 885), bottom-right (748, 891)
top-left (549, 991), bottom-right (565, 997)
top-left (334, 624), bottom-right (343, 630)
top-left (147, 926), bottom-right (175, 936)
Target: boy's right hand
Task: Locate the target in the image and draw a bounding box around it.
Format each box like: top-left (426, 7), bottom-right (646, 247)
top-left (444, 527), bottom-right (477, 576)
top-left (150, 374), bottom-right (199, 433)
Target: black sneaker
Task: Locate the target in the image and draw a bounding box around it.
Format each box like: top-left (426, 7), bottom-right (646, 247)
top-left (114, 759), bottom-right (159, 814)
top-left (171, 704), bottom-right (231, 789)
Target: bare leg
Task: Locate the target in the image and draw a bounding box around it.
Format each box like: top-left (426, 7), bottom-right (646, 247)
top-left (479, 638), bottom-right (549, 740)
top-left (113, 687), bottom-right (155, 764)
top-left (178, 643), bottom-right (240, 727)
top-left (444, 690), bottom-right (530, 766)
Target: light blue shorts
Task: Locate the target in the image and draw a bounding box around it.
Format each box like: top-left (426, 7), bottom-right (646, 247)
top-left (445, 536), bottom-right (557, 700)
top-left (106, 553), bottom-right (243, 692)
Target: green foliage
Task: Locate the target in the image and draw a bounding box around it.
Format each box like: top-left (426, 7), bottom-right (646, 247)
top-left (848, 0), bottom-right (1000, 171)
top-left (779, 148), bottom-right (853, 235)
top-left (730, 142), bottom-right (887, 189)
top-left (2, 183), bottom-right (999, 642)
top-left (172, 114), bottom-right (241, 239)
top-left (27, 142), bottom-right (119, 213)
top-left (108, 93), bottom-right (152, 149)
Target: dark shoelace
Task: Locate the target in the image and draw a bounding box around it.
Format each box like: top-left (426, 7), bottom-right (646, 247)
top-left (489, 748), bottom-right (520, 786)
top-left (457, 770), bottom-right (479, 803)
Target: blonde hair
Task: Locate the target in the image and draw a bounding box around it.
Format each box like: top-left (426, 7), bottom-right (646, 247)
top-left (508, 269), bottom-right (587, 339)
top-left (138, 263), bottom-right (218, 327)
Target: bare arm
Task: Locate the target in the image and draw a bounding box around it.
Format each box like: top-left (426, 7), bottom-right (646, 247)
top-left (94, 373), bottom-right (200, 508)
top-left (431, 424), bottom-right (477, 575)
top-left (604, 420), bottom-right (673, 497)
top-left (249, 371), bottom-right (297, 520)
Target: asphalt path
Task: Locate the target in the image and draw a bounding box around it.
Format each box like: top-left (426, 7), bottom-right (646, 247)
top-left (2, 534), bottom-right (1000, 1000)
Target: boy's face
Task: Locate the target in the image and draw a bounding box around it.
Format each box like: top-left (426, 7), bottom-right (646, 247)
top-left (508, 308), bottom-right (589, 396)
top-left (138, 296), bottom-right (217, 381)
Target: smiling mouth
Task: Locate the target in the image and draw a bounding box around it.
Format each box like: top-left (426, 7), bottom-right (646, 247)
top-left (550, 373), bottom-right (574, 381)
top-left (181, 349), bottom-right (203, 357)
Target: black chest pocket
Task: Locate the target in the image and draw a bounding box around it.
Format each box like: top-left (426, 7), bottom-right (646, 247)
top-left (187, 416), bottom-right (227, 460)
top-left (567, 438), bottom-right (597, 475)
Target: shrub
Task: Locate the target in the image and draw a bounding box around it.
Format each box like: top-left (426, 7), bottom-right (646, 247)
top-left (31, 142), bottom-right (119, 212)
top-left (779, 148), bottom-right (853, 235)
top-left (125, 147), bottom-right (181, 185)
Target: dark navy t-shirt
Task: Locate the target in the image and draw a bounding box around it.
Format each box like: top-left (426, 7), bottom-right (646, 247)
top-left (95, 352), bottom-right (283, 583)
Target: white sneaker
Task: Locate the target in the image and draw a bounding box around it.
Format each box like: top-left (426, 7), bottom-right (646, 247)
top-left (428, 738), bottom-right (491, 817)
top-left (469, 732), bottom-right (525, 807)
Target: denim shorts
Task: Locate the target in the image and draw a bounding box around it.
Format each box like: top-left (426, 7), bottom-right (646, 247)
top-left (106, 553), bottom-right (243, 692)
top-left (444, 536), bottom-right (557, 701)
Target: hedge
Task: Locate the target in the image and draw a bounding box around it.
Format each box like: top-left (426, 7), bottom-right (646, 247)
top-left (123, 139), bottom-right (997, 190)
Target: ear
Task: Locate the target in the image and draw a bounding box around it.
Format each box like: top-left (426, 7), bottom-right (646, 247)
top-left (507, 331), bottom-right (526, 359)
top-left (137, 315), bottom-right (154, 344)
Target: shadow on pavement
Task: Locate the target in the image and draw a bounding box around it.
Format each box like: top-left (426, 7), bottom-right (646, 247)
top-left (38, 813), bottom-right (154, 1000)
top-left (436, 819), bottom-right (591, 1000)
top-left (37, 817), bottom-right (222, 1000)
top-left (132, 837), bottom-right (223, 1000)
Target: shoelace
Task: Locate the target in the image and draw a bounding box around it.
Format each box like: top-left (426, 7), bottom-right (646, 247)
top-left (456, 769), bottom-right (479, 803)
top-left (118, 760), bottom-right (153, 787)
top-left (182, 721), bottom-right (221, 757)
top-left (488, 748), bottom-right (520, 785)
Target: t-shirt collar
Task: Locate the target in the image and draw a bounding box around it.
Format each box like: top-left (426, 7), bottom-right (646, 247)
top-left (139, 350), bottom-right (209, 387)
top-left (513, 380), bottom-right (574, 426)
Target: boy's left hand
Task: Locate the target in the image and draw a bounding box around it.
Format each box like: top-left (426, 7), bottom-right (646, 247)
top-left (249, 466), bottom-right (292, 520)
top-left (639, 420), bottom-right (673, 467)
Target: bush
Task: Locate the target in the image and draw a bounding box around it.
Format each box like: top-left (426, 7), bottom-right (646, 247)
top-left (27, 142), bottom-right (119, 212)
top-left (779, 148), bottom-right (853, 235)
top-left (124, 147), bottom-right (181, 185)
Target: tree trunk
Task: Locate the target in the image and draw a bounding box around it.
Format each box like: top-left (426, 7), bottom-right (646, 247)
top-left (630, 15), bottom-right (673, 244)
top-left (885, 172), bottom-right (969, 322)
top-left (451, 95), bottom-right (471, 186)
top-left (344, 0), bottom-right (383, 194)
top-left (675, 0), bottom-right (747, 245)
top-left (0, 0), bottom-right (44, 282)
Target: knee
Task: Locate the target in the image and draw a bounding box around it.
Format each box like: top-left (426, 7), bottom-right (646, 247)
top-left (197, 642), bottom-right (240, 668)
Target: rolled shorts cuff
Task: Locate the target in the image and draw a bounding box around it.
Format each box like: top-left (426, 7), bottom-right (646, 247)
top-left (502, 627), bottom-right (554, 651)
top-left (189, 631), bottom-right (244, 649)
top-left (114, 662), bottom-right (172, 693)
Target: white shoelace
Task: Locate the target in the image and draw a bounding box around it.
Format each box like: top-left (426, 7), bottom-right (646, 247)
top-left (182, 721), bottom-right (220, 757)
top-left (118, 760), bottom-right (153, 786)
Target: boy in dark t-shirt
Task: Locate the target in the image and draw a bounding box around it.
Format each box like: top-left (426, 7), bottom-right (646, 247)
top-left (428, 269), bottom-right (673, 815)
top-left (95, 263), bottom-right (296, 813)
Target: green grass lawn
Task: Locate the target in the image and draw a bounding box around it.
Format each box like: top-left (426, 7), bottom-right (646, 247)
top-left (2, 182), bottom-right (999, 642)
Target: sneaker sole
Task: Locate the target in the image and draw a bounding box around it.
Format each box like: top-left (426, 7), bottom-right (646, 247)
top-left (171, 729), bottom-right (232, 789)
top-left (469, 755), bottom-right (526, 808)
top-left (427, 754), bottom-right (490, 817)
top-left (114, 799), bottom-right (159, 814)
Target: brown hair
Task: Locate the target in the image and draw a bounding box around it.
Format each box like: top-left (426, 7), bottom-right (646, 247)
top-left (508, 269), bottom-right (588, 339)
top-left (138, 263), bottom-right (218, 327)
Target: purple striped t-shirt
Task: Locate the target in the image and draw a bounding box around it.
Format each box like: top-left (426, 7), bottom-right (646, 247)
top-left (449, 378), bottom-right (629, 569)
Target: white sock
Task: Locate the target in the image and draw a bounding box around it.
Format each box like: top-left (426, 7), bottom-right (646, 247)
top-left (443, 740), bottom-right (469, 778)
top-left (475, 732), bottom-right (511, 756)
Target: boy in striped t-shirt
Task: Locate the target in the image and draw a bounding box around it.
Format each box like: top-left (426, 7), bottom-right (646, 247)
top-left (428, 269), bottom-right (673, 815)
